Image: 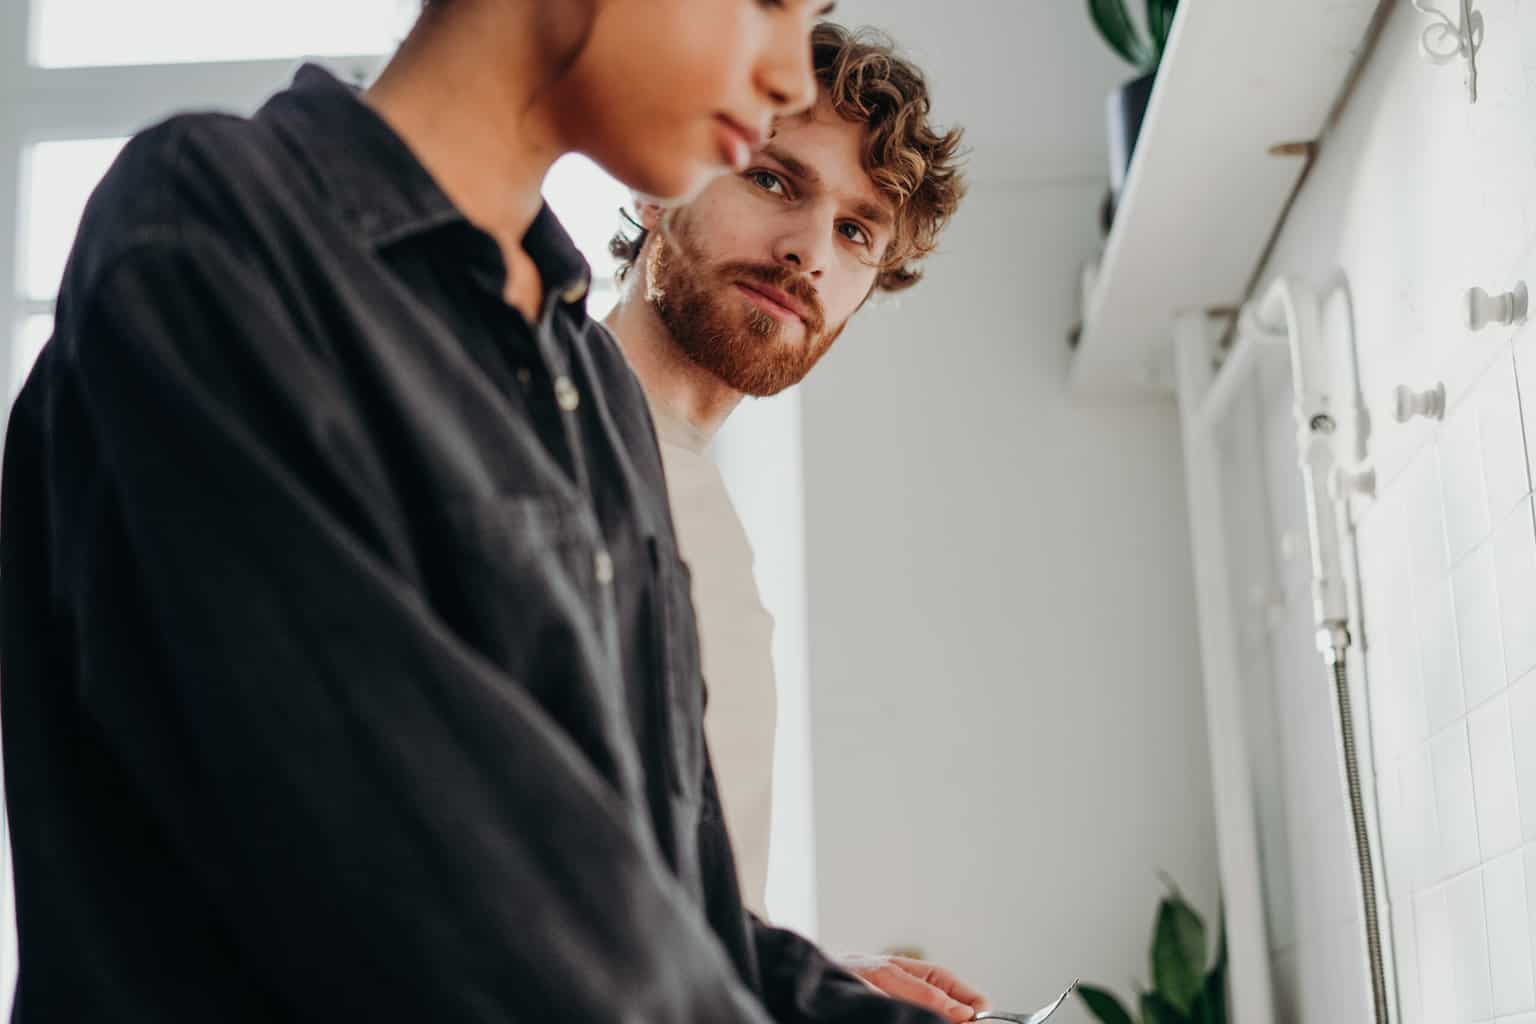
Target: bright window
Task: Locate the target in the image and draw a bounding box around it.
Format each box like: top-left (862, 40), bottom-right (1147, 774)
top-left (18, 144), bottom-right (626, 307)
top-left (32, 0), bottom-right (419, 68)
top-left (11, 315), bottom-right (53, 398)
top-left (543, 154), bottom-right (632, 285)
top-left (20, 138), bottom-right (128, 300)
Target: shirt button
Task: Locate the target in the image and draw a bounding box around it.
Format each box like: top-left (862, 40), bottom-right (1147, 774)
top-left (594, 549), bottom-right (614, 585)
top-left (554, 376), bottom-right (580, 412)
top-left (515, 367), bottom-right (532, 391)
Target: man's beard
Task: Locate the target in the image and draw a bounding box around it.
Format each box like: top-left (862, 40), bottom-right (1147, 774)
top-left (645, 214), bottom-right (844, 398)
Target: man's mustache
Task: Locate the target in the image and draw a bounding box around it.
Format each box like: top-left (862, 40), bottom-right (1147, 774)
top-left (718, 261), bottom-right (825, 332)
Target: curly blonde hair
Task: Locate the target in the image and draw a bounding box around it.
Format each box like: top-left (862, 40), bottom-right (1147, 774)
top-left (611, 22), bottom-right (966, 294)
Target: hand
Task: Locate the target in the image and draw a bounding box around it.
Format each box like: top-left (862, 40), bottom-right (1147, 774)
top-left (840, 953), bottom-right (990, 1023)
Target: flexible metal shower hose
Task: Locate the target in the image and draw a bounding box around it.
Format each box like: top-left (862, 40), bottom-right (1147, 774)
top-left (1330, 655), bottom-right (1390, 1024)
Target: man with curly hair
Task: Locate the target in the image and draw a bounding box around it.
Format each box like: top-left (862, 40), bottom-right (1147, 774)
top-left (603, 22), bottom-right (979, 1022)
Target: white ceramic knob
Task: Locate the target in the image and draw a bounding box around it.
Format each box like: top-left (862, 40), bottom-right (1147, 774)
top-left (1466, 282), bottom-right (1528, 330)
top-left (1331, 464), bottom-right (1377, 500)
top-left (1394, 382), bottom-right (1446, 423)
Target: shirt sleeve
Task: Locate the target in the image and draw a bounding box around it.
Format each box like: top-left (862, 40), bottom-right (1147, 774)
top-left (60, 225), bottom-right (773, 1024)
top-left (690, 749), bottom-right (945, 1024)
top-left (750, 919), bottom-right (950, 1024)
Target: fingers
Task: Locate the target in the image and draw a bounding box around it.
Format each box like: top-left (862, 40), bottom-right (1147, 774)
top-left (889, 956), bottom-right (989, 1009)
top-left (862, 962), bottom-right (982, 1022)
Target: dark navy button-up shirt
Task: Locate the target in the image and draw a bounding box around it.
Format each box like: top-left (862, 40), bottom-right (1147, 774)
top-left (1, 65), bottom-right (941, 1024)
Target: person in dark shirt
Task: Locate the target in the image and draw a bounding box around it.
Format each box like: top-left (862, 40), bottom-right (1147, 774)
top-left (0, 2), bottom-right (951, 1021)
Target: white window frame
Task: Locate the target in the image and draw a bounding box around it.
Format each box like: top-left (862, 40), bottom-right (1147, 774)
top-left (1, 0), bottom-right (388, 393)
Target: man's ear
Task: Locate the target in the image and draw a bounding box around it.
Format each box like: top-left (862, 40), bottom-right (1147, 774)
top-left (633, 195), bottom-right (666, 231)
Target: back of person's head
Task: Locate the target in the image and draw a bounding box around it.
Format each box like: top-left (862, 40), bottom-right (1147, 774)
top-left (612, 22), bottom-right (966, 294)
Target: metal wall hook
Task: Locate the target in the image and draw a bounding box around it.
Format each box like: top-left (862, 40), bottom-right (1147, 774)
top-left (1413, 0), bottom-right (1483, 102)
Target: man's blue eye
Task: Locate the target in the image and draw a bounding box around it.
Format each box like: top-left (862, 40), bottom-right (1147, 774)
top-left (750, 171), bottom-right (786, 195)
top-left (839, 222), bottom-right (870, 246)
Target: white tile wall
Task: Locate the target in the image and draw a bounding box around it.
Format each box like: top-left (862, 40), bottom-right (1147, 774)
top-left (1380, 762), bottom-right (1413, 912)
top-left (1421, 573), bottom-right (1469, 731)
top-left (1393, 896), bottom-right (1424, 1024)
top-left (1517, 329), bottom-right (1536, 485)
top-left (1432, 723), bottom-right (1483, 878)
top-left (1209, 4), bottom-right (1536, 1022)
top-left (1442, 401), bottom-right (1492, 563)
top-left (1446, 869), bottom-right (1495, 1022)
top-left (1455, 544), bottom-right (1509, 709)
top-left (1418, 886), bottom-right (1460, 1024)
top-left (1407, 445), bottom-right (1454, 585)
top-left (1480, 355), bottom-right (1530, 521)
top-left (1468, 697), bottom-right (1524, 860)
top-left (1198, 2), bottom-right (1536, 1019)
top-left (1403, 749), bottom-right (1443, 892)
top-left (1511, 673), bottom-right (1536, 842)
top-left (1383, 533), bottom-right (1432, 757)
top-left (1482, 851), bottom-right (1535, 1017)
top-left (1494, 501), bottom-right (1536, 683)
top-left (1526, 847), bottom-right (1536, 995)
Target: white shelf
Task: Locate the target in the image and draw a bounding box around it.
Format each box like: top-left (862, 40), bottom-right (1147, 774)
top-left (1069, 0), bottom-right (1384, 401)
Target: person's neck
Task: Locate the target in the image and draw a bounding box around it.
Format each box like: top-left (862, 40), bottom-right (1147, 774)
top-left (605, 284), bottom-right (743, 442)
top-left (364, 5), bottom-right (563, 284)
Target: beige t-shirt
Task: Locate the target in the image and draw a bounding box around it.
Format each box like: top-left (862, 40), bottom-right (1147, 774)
top-left (649, 403), bottom-right (777, 916)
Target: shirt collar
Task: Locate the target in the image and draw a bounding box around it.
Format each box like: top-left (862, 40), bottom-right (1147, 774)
top-left (260, 63), bottom-right (591, 306)
top-left (644, 395), bottom-right (712, 455)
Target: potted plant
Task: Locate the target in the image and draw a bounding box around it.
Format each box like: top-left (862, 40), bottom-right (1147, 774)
top-left (1078, 875), bottom-right (1228, 1024)
top-left (1089, 0), bottom-right (1180, 230)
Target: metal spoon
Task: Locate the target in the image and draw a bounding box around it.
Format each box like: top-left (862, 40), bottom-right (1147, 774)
top-left (970, 979), bottom-right (1078, 1024)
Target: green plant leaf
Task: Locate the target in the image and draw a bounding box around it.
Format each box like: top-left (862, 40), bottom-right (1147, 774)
top-left (1143, 0), bottom-right (1164, 53)
top-left (1140, 990), bottom-right (1186, 1024)
top-left (1191, 972), bottom-right (1227, 1024)
top-left (1196, 912), bottom-right (1230, 1024)
top-left (1079, 984), bottom-right (1137, 1024)
top-left (1151, 893), bottom-right (1207, 1014)
top-left (1087, 0), bottom-right (1151, 68)
top-left (1145, 0), bottom-right (1179, 60)
top-left (1213, 907), bottom-right (1228, 975)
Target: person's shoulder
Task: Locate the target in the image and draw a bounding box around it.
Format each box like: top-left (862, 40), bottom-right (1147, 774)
top-left (49, 112), bottom-right (336, 385)
top-left (569, 313), bottom-right (671, 466)
top-left (574, 315), bottom-right (644, 398)
top-left (580, 316), bottom-right (625, 362)
top-left (61, 111), bottom-right (277, 301)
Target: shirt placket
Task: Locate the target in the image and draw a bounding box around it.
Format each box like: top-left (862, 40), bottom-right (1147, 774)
top-left (530, 290), bottom-right (624, 661)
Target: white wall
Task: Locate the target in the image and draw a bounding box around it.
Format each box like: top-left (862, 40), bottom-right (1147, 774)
top-left (1213, 3), bottom-right (1536, 1021)
top-left (829, 0), bottom-right (1149, 187)
top-left (795, 179), bottom-right (1220, 1016)
top-left (715, 391), bottom-right (819, 938)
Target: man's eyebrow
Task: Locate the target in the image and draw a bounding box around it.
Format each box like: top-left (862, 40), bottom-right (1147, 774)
top-left (761, 144), bottom-right (820, 187)
top-left (761, 144), bottom-right (894, 229)
top-left (818, 2), bottom-right (837, 15)
top-left (851, 199), bottom-right (893, 229)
